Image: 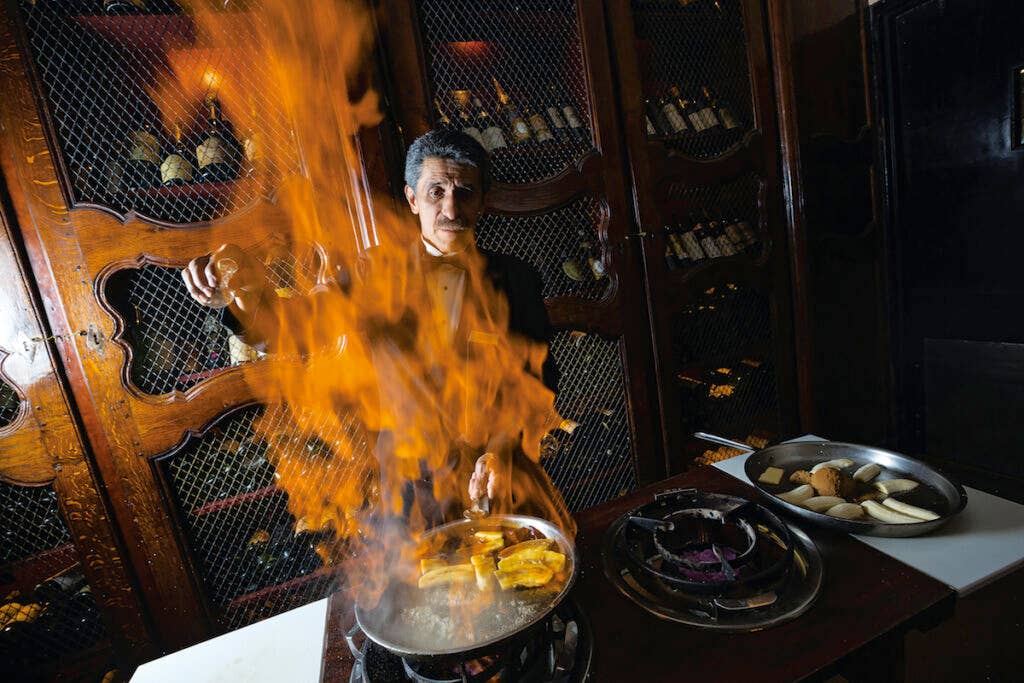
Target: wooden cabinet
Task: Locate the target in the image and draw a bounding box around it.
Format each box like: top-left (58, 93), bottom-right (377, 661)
top-left (1, 0), bottom-right (350, 656)
top-left (0, 0), bottom-right (812, 671)
top-left (603, 0), bottom-right (799, 471)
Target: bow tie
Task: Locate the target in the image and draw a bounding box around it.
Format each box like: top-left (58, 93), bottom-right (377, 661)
top-left (419, 245), bottom-right (468, 271)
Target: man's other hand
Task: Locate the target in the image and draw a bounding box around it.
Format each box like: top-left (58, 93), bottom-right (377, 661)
top-left (181, 243), bottom-right (262, 309)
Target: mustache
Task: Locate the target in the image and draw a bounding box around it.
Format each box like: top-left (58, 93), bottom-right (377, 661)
top-left (436, 218), bottom-right (472, 231)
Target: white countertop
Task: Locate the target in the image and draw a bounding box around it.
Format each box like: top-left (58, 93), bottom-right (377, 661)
top-left (132, 435), bottom-right (1024, 682)
top-left (131, 598), bottom-right (329, 683)
top-left (712, 435), bottom-right (1024, 595)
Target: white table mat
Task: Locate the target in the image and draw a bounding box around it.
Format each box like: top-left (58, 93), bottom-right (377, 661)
top-left (131, 597), bottom-right (329, 683)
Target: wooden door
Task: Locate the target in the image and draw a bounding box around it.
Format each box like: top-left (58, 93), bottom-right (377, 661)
top-left (605, 0), bottom-right (800, 472)
top-left (374, 0), bottom-right (665, 507)
top-left (0, 1), bottom-right (371, 650)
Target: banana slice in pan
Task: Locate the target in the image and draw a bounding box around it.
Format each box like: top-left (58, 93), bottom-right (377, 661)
top-left (861, 500), bottom-right (922, 524)
top-left (882, 497), bottom-right (940, 521)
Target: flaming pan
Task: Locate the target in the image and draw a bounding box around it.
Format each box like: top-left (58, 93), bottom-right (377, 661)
top-left (353, 514), bottom-right (577, 660)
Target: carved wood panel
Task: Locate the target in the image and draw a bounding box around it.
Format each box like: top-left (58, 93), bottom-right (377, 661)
top-left (0, 144), bottom-right (154, 673)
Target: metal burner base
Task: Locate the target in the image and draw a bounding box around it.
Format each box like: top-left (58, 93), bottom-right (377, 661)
top-left (348, 597), bottom-right (593, 683)
top-left (602, 499), bottom-right (823, 632)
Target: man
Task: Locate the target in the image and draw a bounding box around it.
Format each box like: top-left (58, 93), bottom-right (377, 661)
top-left (182, 129), bottom-right (561, 522)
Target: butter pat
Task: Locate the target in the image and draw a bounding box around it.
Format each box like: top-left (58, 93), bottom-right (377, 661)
top-left (758, 466), bottom-right (784, 485)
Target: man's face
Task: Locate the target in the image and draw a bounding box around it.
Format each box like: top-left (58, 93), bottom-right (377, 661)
top-left (404, 157), bottom-right (484, 255)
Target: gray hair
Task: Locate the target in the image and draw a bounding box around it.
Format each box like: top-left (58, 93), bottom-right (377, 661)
top-left (404, 129), bottom-right (490, 193)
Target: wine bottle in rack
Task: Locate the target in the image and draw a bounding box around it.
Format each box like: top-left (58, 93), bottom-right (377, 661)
top-left (160, 121), bottom-right (193, 186)
top-left (450, 91), bottom-right (486, 147)
top-left (103, 0), bottom-right (146, 14)
top-left (122, 123), bottom-right (162, 190)
top-left (526, 100), bottom-right (555, 144)
top-left (680, 216), bottom-right (707, 263)
top-left (644, 98), bottom-right (670, 136)
top-left (730, 217), bottom-right (759, 251)
top-left (555, 90), bottom-right (589, 144)
top-left (721, 215), bottom-right (749, 254)
top-left (693, 215), bottom-right (722, 259)
top-left (472, 96), bottom-right (507, 152)
top-left (34, 565), bottom-right (87, 604)
top-left (703, 84), bottom-right (740, 130)
top-left (668, 86), bottom-right (705, 134)
top-left (241, 94), bottom-right (260, 176)
top-left (197, 96), bottom-right (239, 182)
top-left (434, 97), bottom-right (454, 129)
top-left (665, 227), bottom-right (692, 269)
top-left (709, 216), bottom-right (737, 257)
top-left (659, 94), bottom-right (688, 135)
top-left (543, 85), bottom-right (571, 142)
top-left (692, 86), bottom-right (721, 131)
top-left (492, 77), bottom-right (533, 145)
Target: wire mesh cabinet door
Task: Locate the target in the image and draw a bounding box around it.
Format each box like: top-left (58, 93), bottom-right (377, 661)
top-left (376, 0), bottom-right (664, 508)
top-left (0, 195), bottom-right (153, 677)
top-left (605, 0), bottom-right (800, 471)
top-left (0, 1), bottom-right (350, 649)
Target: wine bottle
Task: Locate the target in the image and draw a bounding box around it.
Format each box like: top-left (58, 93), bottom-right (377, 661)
top-left (122, 124), bottom-right (162, 190)
top-left (721, 216), bottom-right (748, 253)
top-left (659, 95), bottom-right (688, 134)
top-left (103, 0), bottom-right (146, 14)
top-left (434, 97), bottom-right (455, 130)
top-left (160, 121), bottom-right (193, 186)
top-left (669, 86), bottom-right (707, 134)
top-left (544, 85), bottom-right (571, 142)
top-left (703, 84), bottom-right (740, 130)
top-left (492, 77), bottom-right (532, 145)
top-left (240, 94), bottom-right (260, 176)
top-left (559, 96), bottom-right (589, 143)
top-left (34, 566), bottom-right (87, 604)
top-left (709, 216), bottom-right (737, 257)
top-left (472, 96), bottom-right (507, 152)
top-left (731, 217), bottom-right (759, 250)
top-left (694, 216), bottom-right (723, 259)
top-left (645, 98), bottom-right (670, 136)
top-left (196, 96), bottom-right (239, 182)
top-left (692, 86), bottom-right (721, 131)
top-left (680, 215), bottom-right (707, 263)
top-left (540, 418), bottom-right (580, 458)
top-left (450, 91), bottom-right (486, 147)
top-left (526, 100), bottom-right (555, 144)
top-left (666, 228), bottom-right (693, 268)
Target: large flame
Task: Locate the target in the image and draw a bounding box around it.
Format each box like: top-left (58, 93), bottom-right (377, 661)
top-left (164, 1), bottom-right (575, 610)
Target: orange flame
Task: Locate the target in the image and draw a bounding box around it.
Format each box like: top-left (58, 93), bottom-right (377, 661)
top-left (165, 0), bottom-right (574, 613)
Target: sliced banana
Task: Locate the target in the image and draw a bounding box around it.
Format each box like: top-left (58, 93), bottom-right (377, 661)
top-left (776, 484), bottom-right (814, 505)
top-left (874, 478), bottom-right (920, 495)
top-left (802, 496), bottom-right (846, 513)
top-left (826, 503), bottom-right (865, 520)
top-left (861, 499), bottom-right (922, 524)
top-left (810, 458), bottom-right (855, 473)
top-left (853, 463), bottom-right (882, 483)
top-left (882, 498), bottom-right (939, 521)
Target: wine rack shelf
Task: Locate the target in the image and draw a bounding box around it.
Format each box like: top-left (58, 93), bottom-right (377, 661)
top-left (191, 484), bottom-right (283, 518)
top-left (1, 543), bottom-right (77, 595)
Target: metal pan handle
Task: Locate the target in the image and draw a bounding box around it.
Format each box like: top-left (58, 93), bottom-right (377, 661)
top-left (693, 432), bottom-right (756, 452)
top-left (344, 621), bottom-right (366, 660)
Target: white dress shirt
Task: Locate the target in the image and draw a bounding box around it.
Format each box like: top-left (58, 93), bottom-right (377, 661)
top-left (422, 236), bottom-right (468, 342)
